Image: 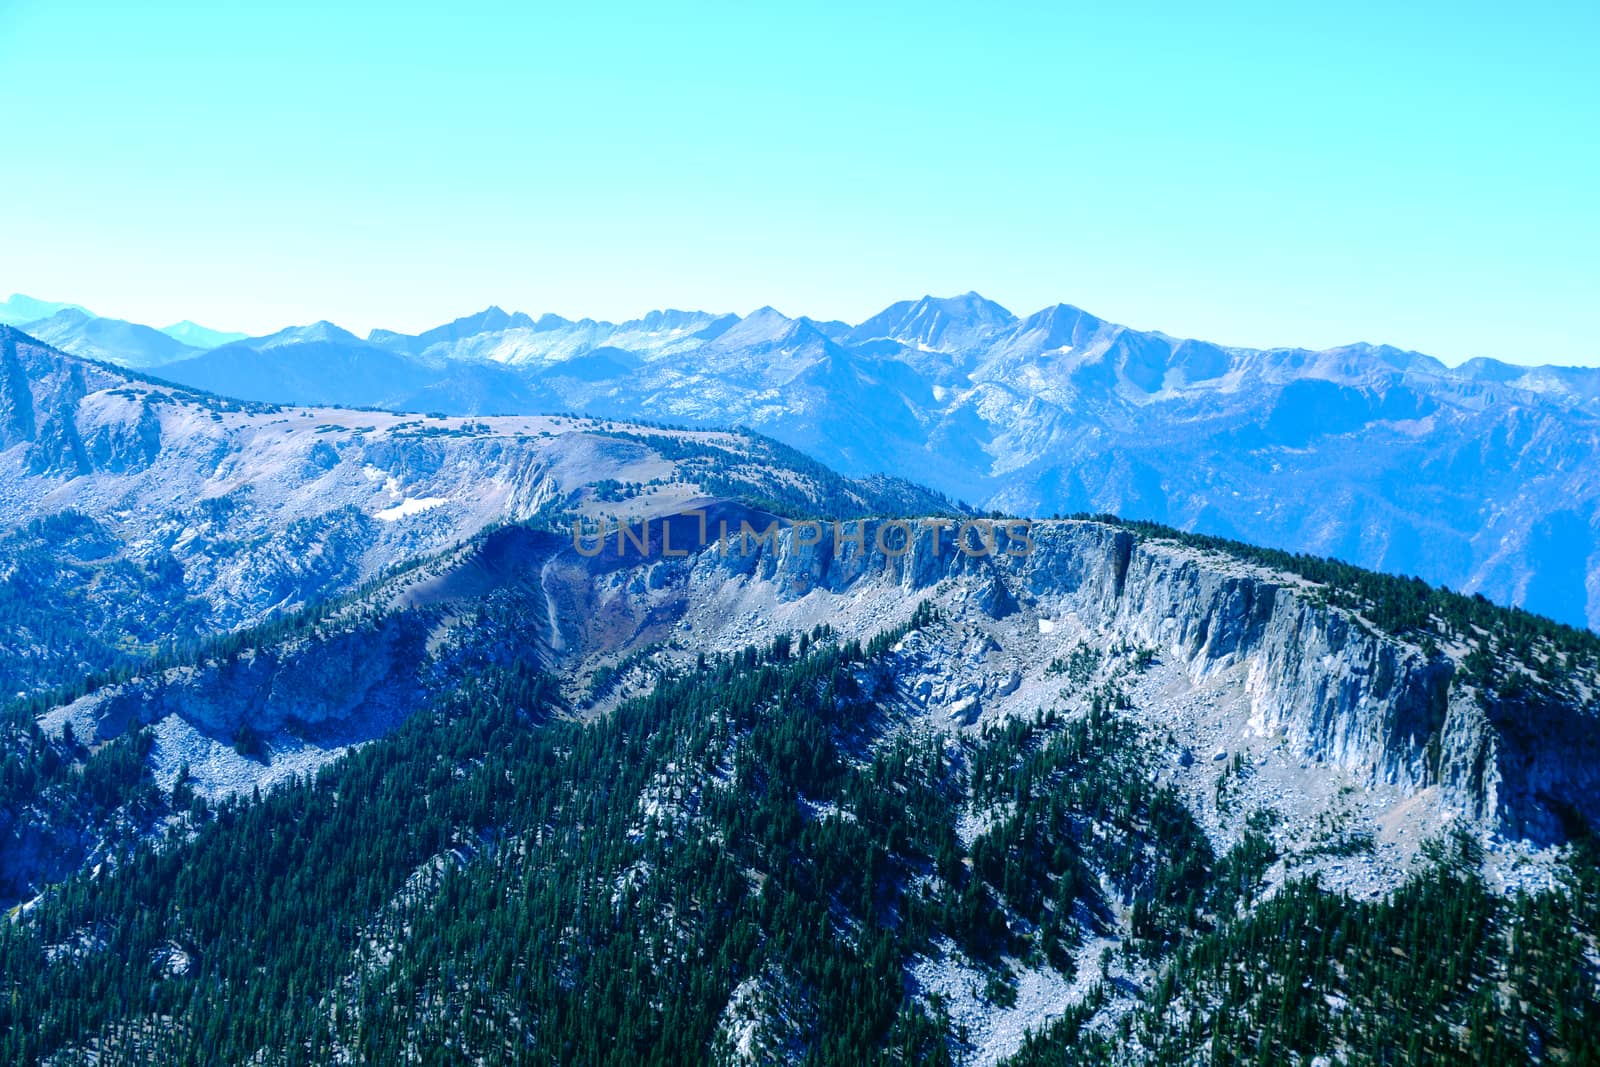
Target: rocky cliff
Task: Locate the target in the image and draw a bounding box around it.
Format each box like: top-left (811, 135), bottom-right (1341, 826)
top-left (43, 513), bottom-right (1598, 863)
top-left (681, 517), bottom-right (1597, 844)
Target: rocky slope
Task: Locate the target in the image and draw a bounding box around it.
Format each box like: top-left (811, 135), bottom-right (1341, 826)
top-left (31, 509), bottom-right (1600, 889)
top-left (0, 325), bottom-right (948, 693)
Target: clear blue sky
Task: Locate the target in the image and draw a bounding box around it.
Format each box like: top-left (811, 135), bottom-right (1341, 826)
top-left (1, 1), bottom-right (1595, 364)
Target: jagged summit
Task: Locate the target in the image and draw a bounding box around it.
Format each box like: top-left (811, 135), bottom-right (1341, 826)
top-left (369, 306), bottom-right (537, 353)
top-left (847, 290), bottom-right (1017, 351)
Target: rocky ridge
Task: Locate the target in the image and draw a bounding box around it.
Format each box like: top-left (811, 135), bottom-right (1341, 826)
top-left (0, 325), bottom-right (945, 693)
top-left (42, 512), bottom-right (1600, 861)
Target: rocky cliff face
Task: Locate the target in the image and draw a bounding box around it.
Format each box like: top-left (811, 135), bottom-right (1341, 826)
top-left (67, 609), bottom-right (437, 742)
top-left (683, 518), bottom-right (1595, 844)
top-left (45, 513), bottom-right (1595, 863)
top-left (10, 523), bottom-right (1597, 1067)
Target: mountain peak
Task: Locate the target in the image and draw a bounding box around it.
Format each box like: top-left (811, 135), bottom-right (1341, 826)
top-left (917, 290), bottom-right (1010, 315)
top-left (1018, 302), bottom-right (1104, 333)
top-left (703, 306), bottom-right (827, 354)
top-left (713, 307), bottom-right (793, 343)
top-left (0, 293), bottom-right (91, 327)
top-left (31, 306), bottom-right (93, 327)
top-left (368, 306), bottom-right (530, 350)
top-left (847, 292), bottom-right (1016, 351)
top-left (251, 321), bottom-right (364, 349)
top-left (11, 308), bottom-right (200, 369)
top-left (161, 320), bottom-right (248, 349)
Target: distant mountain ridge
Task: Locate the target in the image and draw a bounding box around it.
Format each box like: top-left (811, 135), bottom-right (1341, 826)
top-left (2, 295), bottom-right (245, 367)
top-left (8, 291), bottom-right (1600, 629)
top-left (19, 308), bottom-right (200, 368)
top-left (160, 319), bottom-right (248, 349)
top-left (0, 293), bottom-right (89, 325)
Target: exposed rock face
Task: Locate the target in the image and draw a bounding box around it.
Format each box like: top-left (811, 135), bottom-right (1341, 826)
top-left (1472, 690), bottom-right (1600, 842)
top-left (531, 514), bottom-right (1593, 844)
top-left (739, 518), bottom-right (1592, 844)
top-left (68, 609), bottom-right (436, 742)
top-left (51, 515), bottom-right (1596, 851)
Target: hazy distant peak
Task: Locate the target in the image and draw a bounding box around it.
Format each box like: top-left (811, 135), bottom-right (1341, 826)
top-left (532, 313), bottom-right (573, 332)
top-left (9, 308), bottom-right (200, 369)
top-left (713, 306), bottom-right (797, 345)
top-left (1018, 302), bottom-right (1101, 329)
top-left (27, 307), bottom-right (93, 328)
top-left (439, 305), bottom-right (528, 331)
top-left (250, 321), bottom-right (364, 349)
top-left (922, 290), bottom-right (1014, 318)
top-left (1453, 356), bottom-right (1526, 383)
top-left (625, 308), bottom-right (724, 333)
top-left (387, 306), bottom-right (537, 351)
top-left (996, 303), bottom-right (1108, 352)
top-left (0, 293), bottom-right (90, 326)
top-left (847, 291), bottom-right (1015, 351)
top-left (161, 320), bottom-right (248, 349)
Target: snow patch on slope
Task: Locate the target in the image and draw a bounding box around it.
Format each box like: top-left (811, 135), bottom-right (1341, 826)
top-left (375, 497), bottom-right (448, 521)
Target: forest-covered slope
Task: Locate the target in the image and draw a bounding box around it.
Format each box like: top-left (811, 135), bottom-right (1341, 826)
top-left (3, 612), bottom-right (1596, 1065)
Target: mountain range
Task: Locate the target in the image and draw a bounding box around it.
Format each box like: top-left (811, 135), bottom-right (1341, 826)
top-left (11, 291), bottom-right (1598, 632)
top-left (2, 320), bottom-right (1599, 1063)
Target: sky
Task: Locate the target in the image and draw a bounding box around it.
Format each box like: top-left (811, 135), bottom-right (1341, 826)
top-left (1, 1), bottom-right (1596, 365)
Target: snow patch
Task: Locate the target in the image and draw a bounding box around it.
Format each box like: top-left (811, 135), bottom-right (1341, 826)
top-left (375, 497), bottom-right (448, 521)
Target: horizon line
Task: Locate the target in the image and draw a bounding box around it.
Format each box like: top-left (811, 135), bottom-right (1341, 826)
top-left (0, 288), bottom-right (1585, 373)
